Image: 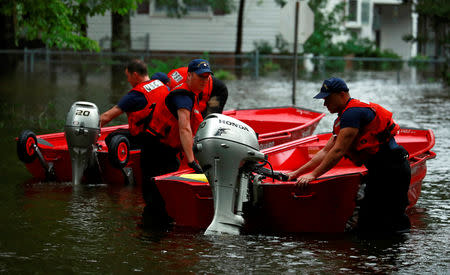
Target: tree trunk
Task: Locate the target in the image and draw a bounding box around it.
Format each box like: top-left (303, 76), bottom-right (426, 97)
top-left (78, 13), bottom-right (88, 88)
top-left (0, 13), bottom-right (18, 74)
top-left (111, 12), bottom-right (131, 52)
top-left (235, 0), bottom-right (245, 78)
top-left (111, 12), bottom-right (131, 94)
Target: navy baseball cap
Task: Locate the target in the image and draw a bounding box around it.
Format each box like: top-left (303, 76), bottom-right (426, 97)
top-left (187, 59), bottom-right (212, 75)
top-left (150, 72), bottom-right (170, 85)
top-left (314, 77), bottom-right (349, 99)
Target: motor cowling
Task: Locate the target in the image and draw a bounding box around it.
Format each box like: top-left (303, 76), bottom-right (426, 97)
top-left (194, 114), bottom-right (266, 235)
top-left (64, 101), bottom-right (100, 185)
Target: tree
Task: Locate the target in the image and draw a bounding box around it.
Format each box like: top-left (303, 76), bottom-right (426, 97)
top-left (0, 0), bottom-right (99, 51)
top-left (110, 0), bottom-right (142, 52)
top-left (0, 0), bottom-right (141, 51)
top-left (407, 0), bottom-right (449, 57)
top-left (303, 0), bottom-right (347, 57)
top-left (235, 0), bottom-right (245, 77)
top-left (403, 0), bottom-right (449, 85)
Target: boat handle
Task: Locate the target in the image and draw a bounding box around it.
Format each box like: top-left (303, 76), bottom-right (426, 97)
top-left (410, 152), bottom-right (435, 163)
top-left (259, 133), bottom-right (292, 143)
top-left (291, 192), bottom-right (316, 199)
top-left (260, 131), bottom-right (292, 139)
top-left (195, 194), bottom-right (213, 200)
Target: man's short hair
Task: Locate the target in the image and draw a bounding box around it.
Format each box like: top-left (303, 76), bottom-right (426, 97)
top-left (126, 59), bottom-right (148, 76)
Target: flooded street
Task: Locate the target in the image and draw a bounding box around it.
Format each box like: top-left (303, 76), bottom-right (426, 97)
top-left (0, 69), bottom-right (448, 273)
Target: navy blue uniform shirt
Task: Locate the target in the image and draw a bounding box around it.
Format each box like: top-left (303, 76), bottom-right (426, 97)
top-left (117, 91), bottom-right (147, 112)
top-left (166, 93), bottom-right (194, 118)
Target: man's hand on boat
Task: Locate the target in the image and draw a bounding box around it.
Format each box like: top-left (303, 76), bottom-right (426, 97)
top-left (188, 160), bottom-right (203, 173)
top-left (287, 172), bottom-right (316, 189)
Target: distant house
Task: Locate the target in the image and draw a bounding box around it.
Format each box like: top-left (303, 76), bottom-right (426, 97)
top-left (87, 0), bottom-right (420, 59)
top-left (329, 0), bottom-right (418, 59)
top-left (87, 0), bottom-right (284, 53)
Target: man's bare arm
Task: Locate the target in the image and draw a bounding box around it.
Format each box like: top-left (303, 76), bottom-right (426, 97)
top-left (177, 108), bottom-right (195, 163)
top-left (100, 106), bottom-right (123, 127)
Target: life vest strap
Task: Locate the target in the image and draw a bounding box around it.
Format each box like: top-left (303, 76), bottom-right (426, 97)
top-left (375, 122), bottom-right (397, 142)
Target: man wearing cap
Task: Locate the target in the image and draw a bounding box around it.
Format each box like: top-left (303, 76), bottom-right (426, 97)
top-left (167, 65), bottom-right (228, 118)
top-left (157, 59), bottom-right (214, 172)
top-left (141, 59), bottom-right (214, 225)
top-left (287, 77), bottom-right (411, 233)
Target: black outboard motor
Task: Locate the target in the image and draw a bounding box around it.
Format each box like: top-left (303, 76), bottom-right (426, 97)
top-left (64, 101), bottom-right (100, 185)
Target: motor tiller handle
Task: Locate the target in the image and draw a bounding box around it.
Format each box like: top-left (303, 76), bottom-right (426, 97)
top-left (254, 167), bottom-right (289, 181)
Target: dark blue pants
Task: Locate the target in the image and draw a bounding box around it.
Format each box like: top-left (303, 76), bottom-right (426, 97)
top-left (358, 145), bottom-right (411, 233)
top-left (106, 129), bottom-right (179, 226)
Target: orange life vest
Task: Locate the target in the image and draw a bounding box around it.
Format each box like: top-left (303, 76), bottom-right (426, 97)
top-left (168, 67), bottom-right (188, 89)
top-left (333, 99), bottom-right (400, 155)
top-left (126, 79), bottom-right (169, 136)
top-left (167, 67), bottom-right (213, 115)
top-left (148, 82), bottom-right (204, 149)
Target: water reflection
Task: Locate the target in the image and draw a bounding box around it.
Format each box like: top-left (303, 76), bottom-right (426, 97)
top-left (0, 69), bottom-right (448, 273)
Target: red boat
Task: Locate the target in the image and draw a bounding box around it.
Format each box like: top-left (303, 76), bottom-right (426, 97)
top-left (17, 106), bottom-right (324, 184)
top-left (153, 128), bottom-right (436, 233)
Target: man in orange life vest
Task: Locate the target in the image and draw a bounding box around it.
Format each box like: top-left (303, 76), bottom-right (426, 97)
top-left (141, 59), bottom-right (214, 225)
top-left (145, 58), bottom-right (216, 174)
top-left (100, 60), bottom-right (180, 178)
top-left (287, 77), bottom-right (411, 233)
top-left (100, 59), bottom-right (208, 176)
top-left (167, 65), bottom-right (228, 118)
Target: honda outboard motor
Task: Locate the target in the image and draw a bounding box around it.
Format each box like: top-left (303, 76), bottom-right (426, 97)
top-left (64, 101), bottom-right (100, 185)
top-left (194, 114), bottom-right (266, 235)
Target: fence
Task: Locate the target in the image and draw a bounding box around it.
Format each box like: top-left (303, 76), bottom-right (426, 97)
top-left (1, 48), bottom-right (446, 84)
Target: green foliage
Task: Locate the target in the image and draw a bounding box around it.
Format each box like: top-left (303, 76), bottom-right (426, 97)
top-left (0, 0), bottom-right (142, 51)
top-left (262, 61), bottom-right (281, 74)
top-left (275, 34), bottom-right (290, 54)
top-left (374, 49), bottom-right (402, 70)
top-left (408, 54), bottom-right (430, 69)
top-left (214, 69), bottom-right (236, 80)
top-left (253, 40), bottom-right (273, 55)
top-left (303, 0), bottom-right (346, 57)
top-left (273, 0), bottom-right (287, 8)
top-left (338, 37), bottom-right (376, 57)
top-left (250, 40), bottom-right (281, 75)
top-left (147, 57), bottom-right (188, 76)
top-left (147, 53), bottom-right (214, 77)
top-left (302, 0), bottom-right (403, 72)
top-left (415, 0), bottom-right (450, 22)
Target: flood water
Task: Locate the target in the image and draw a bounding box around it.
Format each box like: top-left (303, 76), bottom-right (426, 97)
top-left (0, 69), bottom-right (449, 273)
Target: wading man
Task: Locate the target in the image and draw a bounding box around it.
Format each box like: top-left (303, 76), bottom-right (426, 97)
top-left (287, 77), bottom-right (411, 233)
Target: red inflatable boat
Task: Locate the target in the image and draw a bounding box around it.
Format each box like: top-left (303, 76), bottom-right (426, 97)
top-left (153, 128), bottom-right (436, 233)
top-left (17, 106), bottom-right (324, 184)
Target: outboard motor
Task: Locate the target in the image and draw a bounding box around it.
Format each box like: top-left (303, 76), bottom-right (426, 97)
top-left (194, 114), bottom-right (266, 235)
top-left (64, 101), bottom-right (100, 185)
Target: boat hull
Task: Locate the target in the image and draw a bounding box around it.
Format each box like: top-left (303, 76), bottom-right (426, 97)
top-left (19, 106), bottom-right (324, 184)
top-left (154, 128), bottom-right (436, 233)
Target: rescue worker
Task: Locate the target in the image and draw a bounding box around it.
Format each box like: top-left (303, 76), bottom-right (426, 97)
top-left (287, 77), bottom-right (411, 233)
top-left (145, 59), bottom-right (215, 174)
top-left (100, 61), bottom-right (177, 178)
top-left (142, 59), bottom-right (214, 226)
top-left (150, 72), bottom-right (170, 88)
top-left (167, 65), bottom-right (228, 118)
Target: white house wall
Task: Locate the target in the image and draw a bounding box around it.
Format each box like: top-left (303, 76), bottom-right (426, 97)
top-left (87, 0), bottom-right (282, 53)
top-left (378, 4), bottom-right (412, 58)
top-left (87, 0), bottom-right (416, 58)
